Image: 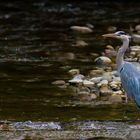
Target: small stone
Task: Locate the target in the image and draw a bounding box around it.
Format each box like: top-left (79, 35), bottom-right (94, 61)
top-left (70, 26), bottom-right (93, 34)
top-left (135, 24), bottom-right (140, 31)
top-left (130, 51), bottom-right (136, 58)
top-left (52, 80), bottom-right (65, 86)
top-left (90, 77), bottom-right (102, 84)
top-left (130, 46), bottom-right (140, 52)
top-left (109, 94), bottom-right (122, 103)
top-left (90, 53), bottom-right (99, 57)
top-left (106, 45), bottom-right (114, 50)
top-left (83, 80), bottom-right (95, 88)
top-left (68, 69), bottom-right (80, 76)
top-left (94, 56), bottom-right (112, 65)
top-left (107, 26), bottom-right (117, 32)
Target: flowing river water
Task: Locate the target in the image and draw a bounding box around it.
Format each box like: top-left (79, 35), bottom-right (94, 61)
top-left (0, 0), bottom-right (140, 139)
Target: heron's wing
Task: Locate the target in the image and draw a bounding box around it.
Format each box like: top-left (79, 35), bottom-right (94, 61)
top-left (120, 62), bottom-right (140, 107)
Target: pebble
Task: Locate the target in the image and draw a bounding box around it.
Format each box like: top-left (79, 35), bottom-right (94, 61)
top-left (77, 92), bottom-right (97, 101)
top-left (70, 26), bottom-right (93, 34)
top-left (135, 24), bottom-right (140, 31)
top-left (113, 90), bottom-right (123, 95)
top-left (109, 94), bottom-right (122, 103)
top-left (94, 56), bottom-right (112, 65)
top-left (90, 77), bottom-right (102, 84)
top-left (68, 69), bottom-right (80, 76)
top-left (68, 74), bottom-right (84, 84)
top-left (83, 80), bottom-right (95, 88)
top-left (107, 26), bottom-right (117, 32)
top-left (52, 80), bottom-right (66, 86)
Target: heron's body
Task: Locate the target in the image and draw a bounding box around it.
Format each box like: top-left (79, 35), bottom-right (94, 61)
top-left (103, 31), bottom-right (140, 107)
top-left (120, 62), bottom-right (140, 107)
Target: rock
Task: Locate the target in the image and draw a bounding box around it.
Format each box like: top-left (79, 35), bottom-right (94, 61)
top-left (52, 80), bottom-right (66, 86)
top-left (132, 34), bottom-right (140, 44)
top-left (69, 74), bottom-right (84, 84)
top-left (90, 53), bottom-right (99, 57)
top-left (107, 26), bottom-right (117, 32)
top-left (94, 56), bottom-right (112, 65)
top-left (97, 80), bottom-right (108, 87)
top-left (100, 85), bottom-right (112, 95)
top-left (135, 24), bottom-right (140, 31)
top-left (90, 77), bottom-right (102, 84)
top-left (102, 72), bottom-right (112, 82)
top-left (109, 94), bottom-right (122, 103)
top-left (68, 69), bottom-right (80, 76)
top-left (104, 49), bottom-right (117, 58)
top-left (83, 80), bottom-right (95, 88)
top-left (72, 40), bottom-right (88, 47)
top-left (130, 51), bottom-right (136, 58)
top-left (70, 26), bottom-right (93, 34)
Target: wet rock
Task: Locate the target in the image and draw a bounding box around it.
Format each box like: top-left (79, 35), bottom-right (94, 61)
top-left (132, 34), bottom-right (140, 44)
top-left (68, 69), bottom-right (80, 76)
top-left (107, 26), bottom-right (117, 32)
top-left (83, 80), bottom-right (95, 88)
top-left (69, 74), bottom-right (84, 84)
top-left (72, 40), bottom-right (88, 47)
top-left (90, 77), bottom-right (102, 84)
top-left (109, 94), bottom-right (122, 103)
top-left (94, 56), bottom-right (112, 65)
top-left (52, 80), bottom-right (66, 86)
top-left (70, 26), bottom-right (93, 34)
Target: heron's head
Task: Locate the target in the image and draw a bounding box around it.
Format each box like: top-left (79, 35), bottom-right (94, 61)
top-left (102, 31), bottom-right (130, 41)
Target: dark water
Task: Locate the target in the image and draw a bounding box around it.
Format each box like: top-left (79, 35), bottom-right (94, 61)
top-left (0, 0), bottom-right (140, 139)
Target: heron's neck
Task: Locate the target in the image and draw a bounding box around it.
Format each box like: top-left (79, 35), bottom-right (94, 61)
top-left (116, 38), bottom-right (129, 70)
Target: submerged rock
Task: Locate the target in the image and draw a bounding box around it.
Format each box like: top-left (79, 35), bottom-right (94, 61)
top-left (70, 26), bottom-right (93, 34)
top-left (68, 69), bottom-right (80, 76)
top-left (52, 80), bottom-right (66, 86)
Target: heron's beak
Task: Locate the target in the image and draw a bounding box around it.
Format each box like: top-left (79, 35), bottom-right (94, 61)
top-left (102, 33), bottom-right (118, 38)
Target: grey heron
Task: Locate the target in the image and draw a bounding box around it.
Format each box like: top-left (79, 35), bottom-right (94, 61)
top-left (103, 31), bottom-right (140, 107)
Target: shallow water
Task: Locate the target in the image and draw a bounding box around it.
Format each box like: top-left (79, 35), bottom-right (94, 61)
top-left (0, 0), bottom-right (140, 139)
